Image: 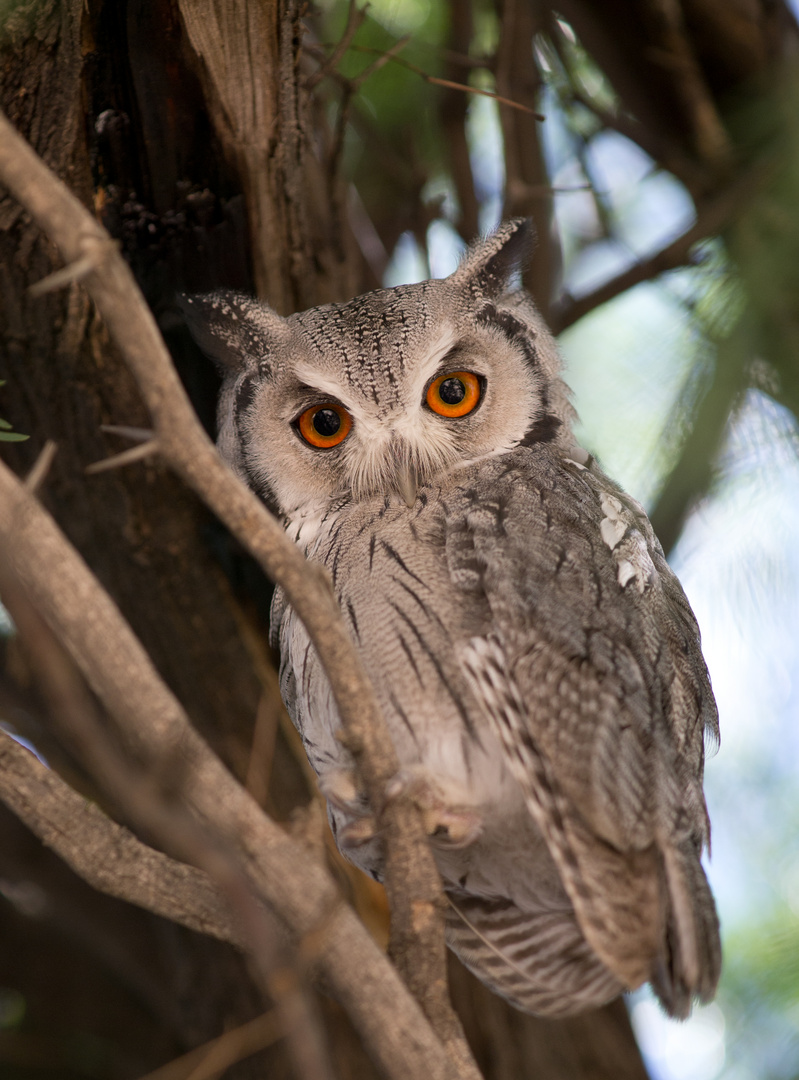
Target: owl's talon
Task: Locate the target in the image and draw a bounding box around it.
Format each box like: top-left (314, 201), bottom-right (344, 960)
top-left (339, 816), bottom-right (377, 847)
top-left (427, 810), bottom-right (483, 848)
top-left (385, 767), bottom-right (483, 849)
top-left (319, 767), bottom-right (365, 814)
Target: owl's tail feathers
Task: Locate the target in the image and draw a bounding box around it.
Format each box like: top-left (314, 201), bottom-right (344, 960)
top-left (651, 840), bottom-right (722, 1019)
top-left (445, 892), bottom-right (624, 1018)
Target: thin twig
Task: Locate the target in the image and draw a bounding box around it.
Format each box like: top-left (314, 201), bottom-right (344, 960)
top-left (101, 424), bottom-right (155, 442)
top-left (349, 36), bottom-right (411, 87)
top-left (305, 0), bottom-right (368, 90)
top-left (139, 1010), bottom-right (282, 1080)
top-left (322, 41), bottom-right (544, 116)
top-left (28, 239), bottom-right (118, 296)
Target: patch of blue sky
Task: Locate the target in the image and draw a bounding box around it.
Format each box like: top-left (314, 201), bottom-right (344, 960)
top-left (465, 95), bottom-right (504, 232)
top-left (537, 82), bottom-right (697, 294)
top-left (427, 217), bottom-right (466, 278)
top-left (631, 994), bottom-right (727, 1080)
top-left (559, 278), bottom-right (703, 508)
top-left (421, 173), bottom-right (459, 226)
top-left (383, 231), bottom-right (428, 286)
top-left (584, 130), bottom-right (696, 256)
top-left (583, 129), bottom-right (653, 195)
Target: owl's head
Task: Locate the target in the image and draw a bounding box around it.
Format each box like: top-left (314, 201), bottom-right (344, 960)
top-left (183, 219), bottom-right (574, 530)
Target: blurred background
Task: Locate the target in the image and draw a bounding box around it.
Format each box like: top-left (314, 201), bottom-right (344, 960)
top-left (1, 0), bottom-right (798, 1076)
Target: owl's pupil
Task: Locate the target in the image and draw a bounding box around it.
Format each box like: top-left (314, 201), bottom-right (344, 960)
top-left (439, 378), bottom-right (466, 405)
top-left (313, 408), bottom-right (341, 437)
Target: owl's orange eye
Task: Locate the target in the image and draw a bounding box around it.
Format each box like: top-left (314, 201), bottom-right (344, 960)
top-left (426, 371), bottom-right (482, 418)
top-left (296, 403), bottom-right (352, 448)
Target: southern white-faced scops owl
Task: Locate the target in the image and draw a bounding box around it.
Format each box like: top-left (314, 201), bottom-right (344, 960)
top-left (184, 219), bottom-right (721, 1019)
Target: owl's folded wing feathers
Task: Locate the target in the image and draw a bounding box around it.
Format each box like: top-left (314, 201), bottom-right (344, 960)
top-left (448, 447), bottom-right (721, 1016)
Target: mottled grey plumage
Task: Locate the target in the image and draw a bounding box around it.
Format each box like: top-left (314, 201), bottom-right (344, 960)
top-left (183, 219), bottom-right (721, 1018)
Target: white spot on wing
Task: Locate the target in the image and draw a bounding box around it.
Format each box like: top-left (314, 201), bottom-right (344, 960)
top-left (617, 560), bottom-right (637, 588)
top-left (600, 516), bottom-right (627, 550)
top-left (599, 493), bottom-right (627, 551)
top-left (599, 492), bottom-right (656, 592)
top-left (620, 534), bottom-right (656, 593)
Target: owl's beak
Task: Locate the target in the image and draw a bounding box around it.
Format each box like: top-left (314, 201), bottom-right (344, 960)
top-left (396, 462), bottom-right (418, 508)
top-left (389, 434), bottom-right (418, 507)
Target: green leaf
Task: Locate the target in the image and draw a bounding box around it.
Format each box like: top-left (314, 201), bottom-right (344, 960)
top-left (0, 432), bottom-right (29, 442)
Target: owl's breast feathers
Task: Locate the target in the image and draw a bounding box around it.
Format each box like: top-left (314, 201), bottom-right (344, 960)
top-left (272, 443), bottom-right (721, 1018)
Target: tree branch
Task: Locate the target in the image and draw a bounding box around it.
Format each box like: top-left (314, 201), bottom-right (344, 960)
top-left (551, 159), bottom-right (771, 333)
top-left (0, 560), bottom-right (334, 1080)
top-left (0, 108), bottom-right (479, 1079)
top-left (0, 727), bottom-right (241, 947)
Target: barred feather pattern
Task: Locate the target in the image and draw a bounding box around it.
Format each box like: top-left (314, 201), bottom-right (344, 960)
top-left (446, 893), bottom-right (625, 1017)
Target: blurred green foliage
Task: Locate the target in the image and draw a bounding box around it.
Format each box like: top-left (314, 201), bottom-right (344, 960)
top-left (0, 382), bottom-right (28, 443)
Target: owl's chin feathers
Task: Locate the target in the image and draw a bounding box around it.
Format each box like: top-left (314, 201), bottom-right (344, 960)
top-left (345, 429), bottom-right (461, 505)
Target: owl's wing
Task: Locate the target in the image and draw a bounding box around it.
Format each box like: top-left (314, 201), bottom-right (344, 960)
top-left (446, 447), bottom-right (721, 1017)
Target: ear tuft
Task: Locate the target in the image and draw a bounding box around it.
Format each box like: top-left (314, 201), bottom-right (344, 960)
top-left (179, 290), bottom-right (287, 373)
top-left (449, 218), bottom-right (535, 298)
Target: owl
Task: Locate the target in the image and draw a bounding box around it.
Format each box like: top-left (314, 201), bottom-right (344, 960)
top-left (183, 219), bottom-right (721, 1019)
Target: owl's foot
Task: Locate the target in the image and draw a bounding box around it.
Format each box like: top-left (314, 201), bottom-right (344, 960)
top-left (319, 767), bottom-right (364, 814)
top-left (319, 769), bottom-right (378, 851)
top-left (386, 767), bottom-right (483, 849)
top-left (338, 816), bottom-right (378, 848)
top-left (321, 765), bottom-right (483, 850)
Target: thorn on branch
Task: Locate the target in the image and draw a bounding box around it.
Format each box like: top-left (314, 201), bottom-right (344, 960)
top-left (28, 237), bottom-right (119, 297)
top-left (100, 424), bottom-right (156, 443)
top-left (85, 439), bottom-right (160, 475)
top-left (24, 439), bottom-right (58, 494)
